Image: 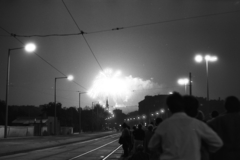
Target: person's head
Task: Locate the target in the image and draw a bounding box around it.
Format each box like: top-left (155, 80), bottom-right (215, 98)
top-left (122, 122), bottom-right (127, 129)
top-left (183, 95), bottom-right (199, 117)
top-left (137, 124), bottom-right (142, 129)
top-left (211, 110), bottom-right (219, 118)
top-left (132, 126), bottom-right (137, 130)
top-left (150, 121), bottom-right (154, 125)
top-left (196, 110), bottom-right (205, 121)
top-left (166, 92), bottom-right (184, 113)
top-left (148, 125), bottom-right (153, 131)
top-left (155, 117), bottom-right (163, 126)
top-left (225, 96), bottom-right (240, 113)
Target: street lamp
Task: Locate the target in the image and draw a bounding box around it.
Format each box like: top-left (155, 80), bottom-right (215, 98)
top-left (77, 91), bottom-right (87, 134)
top-left (178, 78), bottom-right (189, 94)
top-left (54, 75), bottom-right (73, 135)
top-left (4, 43), bottom-right (36, 138)
top-left (195, 54), bottom-right (218, 101)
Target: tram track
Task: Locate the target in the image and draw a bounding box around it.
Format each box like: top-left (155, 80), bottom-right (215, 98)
top-left (0, 133), bottom-right (122, 160)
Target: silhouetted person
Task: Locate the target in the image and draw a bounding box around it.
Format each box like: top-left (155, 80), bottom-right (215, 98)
top-left (153, 117), bottom-right (163, 133)
top-left (207, 110), bottom-right (219, 123)
top-left (184, 95), bottom-right (214, 160)
top-left (211, 110), bottom-right (219, 118)
top-left (208, 96), bottom-right (240, 160)
top-left (196, 110), bottom-right (206, 122)
top-left (120, 122), bottom-right (131, 157)
top-left (144, 125), bottom-right (154, 154)
top-left (133, 124), bottom-right (145, 153)
top-left (148, 92), bottom-right (223, 160)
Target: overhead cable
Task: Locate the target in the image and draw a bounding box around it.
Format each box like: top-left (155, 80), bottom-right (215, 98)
top-left (5, 9), bottom-right (240, 38)
top-left (61, 0), bottom-right (104, 72)
top-left (0, 26), bottom-right (87, 90)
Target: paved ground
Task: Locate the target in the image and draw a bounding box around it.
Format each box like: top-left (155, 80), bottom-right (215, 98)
top-left (0, 131), bottom-right (119, 157)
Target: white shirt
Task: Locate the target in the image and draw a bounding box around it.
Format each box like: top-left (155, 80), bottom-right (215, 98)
top-left (148, 112), bottom-right (223, 160)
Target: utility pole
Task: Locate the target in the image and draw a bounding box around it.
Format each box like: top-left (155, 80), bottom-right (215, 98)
top-left (77, 91), bottom-right (86, 134)
top-left (189, 72), bottom-right (192, 96)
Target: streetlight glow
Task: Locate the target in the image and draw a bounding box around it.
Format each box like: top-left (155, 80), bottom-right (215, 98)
top-left (178, 78), bottom-right (189, 85)
top-left (195, 55), bottom-right (203, 62)
top-left (194, 54), bottom-right (218, 101)
top-left (25, 43), bottom-right (36, 52)
top-left (67, 75), bottom-right (74, 81)
top-left (210, 56), bottom-right (217, 61)
top-left (5, 43), bottom-right (37, 138)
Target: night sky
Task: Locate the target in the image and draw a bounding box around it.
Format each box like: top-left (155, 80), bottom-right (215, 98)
top-left (1, 0), bottom-right (240, 113)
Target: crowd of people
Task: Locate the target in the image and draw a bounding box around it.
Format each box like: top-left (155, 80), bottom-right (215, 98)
top-left (119, 92), bottom-right (240, 160)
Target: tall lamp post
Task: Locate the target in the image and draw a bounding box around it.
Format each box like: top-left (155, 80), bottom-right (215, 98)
top-left (195, 54), bottom-right (218, 101)
top-left (178, 78), bottom-right (189, 94)
top-left (77, 91), bottom-right (86, 134)
top-left (54, 75), bottom-right (73, 135)
top-left (4, 43), bottom-right (36, 138)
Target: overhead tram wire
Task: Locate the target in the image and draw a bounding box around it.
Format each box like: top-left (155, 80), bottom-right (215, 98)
top-left (6, 9), bottom-right (240, 38)
top-left (61, 0), bottom-right (104, 72)
top-left (0, 26), bottom-right (87, 91)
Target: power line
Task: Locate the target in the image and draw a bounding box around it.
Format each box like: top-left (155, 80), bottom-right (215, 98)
top-left (0, 26), bottom-right (11, 34)
top-left (82, 35), bottom-right (104, 71)
top-left (61, 0), bottom-right (104, 72)
top-left (0, 26), bottom-right (87, 90)
top-left (103, 9), bottom-right (240, 31)
top-left (6, 9), bottom-right (240, 38)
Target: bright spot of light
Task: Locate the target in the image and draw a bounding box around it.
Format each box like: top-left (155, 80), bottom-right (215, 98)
top-left (67, 75), bottom-right (74, 81)
top-left (87, 68), bottom-right (159, 108)
top-left (25, 43), bottom-right (36, 52)
top-left (178, 78), bottom-right (189, 85)
top-left (195, 55), bottom-right (203, 63)
top-left (210, 56), bottom-right (218, 61)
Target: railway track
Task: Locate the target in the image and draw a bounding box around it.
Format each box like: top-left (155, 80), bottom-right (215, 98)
top-left (0, 133), bottom-right (125, 160)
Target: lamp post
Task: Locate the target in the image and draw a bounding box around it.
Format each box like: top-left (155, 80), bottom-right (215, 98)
top-left (54, 75), bottom-right (73, 135)
top-left (4, 43), bottom-right (36, 138)
top-left (178, 78), bottom-right (189, 94)
top-left (195, 54), bottom-right (218, 101)
top-left (77, 91), bottom-right (86, 134)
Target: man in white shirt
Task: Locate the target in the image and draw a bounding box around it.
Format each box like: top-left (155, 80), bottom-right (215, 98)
top-left (148, 92), bottom-right (223, 160)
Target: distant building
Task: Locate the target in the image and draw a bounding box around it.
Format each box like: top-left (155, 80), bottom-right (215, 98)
top-left (12, 116), bottom-right (56, 135)
top-left (138, 95), bottom-right (169, 121)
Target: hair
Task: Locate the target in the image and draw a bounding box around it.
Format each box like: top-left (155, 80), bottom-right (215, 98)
top-left (137, 124), bottom-right (142, 129)
top-left (155, 117), bottom-right (163, 126)
top-left (196, 110), bottom-right (205, 121)
top-left (211, 110), bottom-right (219, 118)
top-left (132, 126), bottom-right (137, 130)
top-left (122, 122), bottom-right (127, 128)
top-left (225, 96), bottom-right (240, 113)
top-left (183, 95), bottom-right (199, 117)
top-left (166, 92), bottom-right (184, 113)
top-left (148, 125), bottom-right (153, 131)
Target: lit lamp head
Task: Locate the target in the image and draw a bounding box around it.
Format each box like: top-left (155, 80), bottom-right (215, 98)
top-left (67, 75), bottom-right (74, 81)
top-left (195, 54), bottom-right (203, 63)
top-left (25, 43), bottom-right (36, 53)
top-left (205, 55), bottom-right (217, 62)
top-left (178, 78), bottom-right (189, 85)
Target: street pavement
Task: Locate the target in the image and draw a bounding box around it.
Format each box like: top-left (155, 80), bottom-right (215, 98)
top-left (0, 131), bottom-right (118, 157)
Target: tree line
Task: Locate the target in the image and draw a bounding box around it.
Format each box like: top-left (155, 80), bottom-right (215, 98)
top-left (0, 100), bottom-right (111, 132)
